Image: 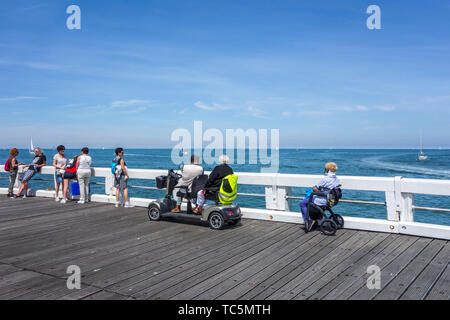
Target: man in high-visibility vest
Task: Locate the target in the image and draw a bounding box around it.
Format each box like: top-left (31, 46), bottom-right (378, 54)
top-left (193, 155), bottom-right (233, 214)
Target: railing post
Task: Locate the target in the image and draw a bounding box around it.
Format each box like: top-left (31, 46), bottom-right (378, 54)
top-left (400, 193), bottom-right (415, 222)
top-left (14, 166), bottom-right (24, 190)
top-left (265, 186), bottom-right (292, 211)
top-left (105, 174), bottom-right (115, 196)
top-left (264, 174), bottom-right (292, 211)
top-left (385, 191), bottom-right (398, 221)
top-left (394, 176), bottom-right (414, 223)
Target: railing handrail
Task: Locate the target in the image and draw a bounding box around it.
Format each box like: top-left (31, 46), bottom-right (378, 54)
top-left (2, 165), bottom-right (450, 196)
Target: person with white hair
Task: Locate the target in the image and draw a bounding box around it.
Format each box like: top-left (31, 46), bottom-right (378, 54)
top-left (14, 147), bottom-right (47, 199)
top-left (300, 162), bottom-right (340, 230)
top-left (193, 155), bottom-right (233, 214)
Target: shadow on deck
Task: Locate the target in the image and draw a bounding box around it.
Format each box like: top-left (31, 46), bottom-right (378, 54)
top-left (0, 197), bottom-right (448, 300)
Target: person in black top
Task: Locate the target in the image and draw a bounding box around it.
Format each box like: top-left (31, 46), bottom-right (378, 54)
top-left (15, 147), bottom-right (46, 198)
top-left (193, 155), bottom-right (233, 214)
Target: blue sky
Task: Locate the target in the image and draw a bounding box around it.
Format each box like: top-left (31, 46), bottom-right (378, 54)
top-left (1, 0), bottom-right (450, 149)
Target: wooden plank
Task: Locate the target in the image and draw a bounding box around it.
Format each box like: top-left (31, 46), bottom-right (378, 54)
top-left (266, 231), bottom-right (374, 300)
top-left (80, 290), bottom-right (130, 300)
top-left (20, 220), bottom-right (187, 271)
top-left (4, 277), bottom-right (68, 300)
top-left (307, 234), bottom-right (401, 300)
top-left (322, 235), bottom-right (419, 300)
top-left (215, 231), bottom-right (325, 300)
top-left (0, 273), bottom-right (54, 300)
top-left (80, 221), bottom-right (268, 288)
top-left (0, 263), bottom-right (22, 276)
top-left (425, 261), bottom-right (450, 300)
top-left (161, 224), bottom-right (301, 300)
top-left (348, 237), bottom-right (432, 300)
top-left (401, 241), bottom-right (449, 300)
top-left (239, 230), bottom-right (356, 300)
top-left (0, 205), bottom-right (150, 262)
top-left (128, 224), bottom-right (299, 299)
top-left (169, 227), bottom-right (347, 300)
top-left (293, 232), bottom-right (390, 299)
top-left (195, 230), bottom-right (326, 300)
top-left (374, 239), bottom-right (446, 300)
top-left (110, 223), bottom-right (293, 298)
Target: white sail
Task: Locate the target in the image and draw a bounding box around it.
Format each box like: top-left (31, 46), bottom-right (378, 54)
top-left (29, 137), bottom-right (35, 155)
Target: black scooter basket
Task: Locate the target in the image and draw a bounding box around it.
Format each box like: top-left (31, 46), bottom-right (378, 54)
top-left (155, 175), bottom-right (167, 189)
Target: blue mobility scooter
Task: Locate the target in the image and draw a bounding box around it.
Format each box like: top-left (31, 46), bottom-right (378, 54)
top-left (147, 170), bottom-right (242, 229)
top-left (304, 186), bottom-right (344, 236)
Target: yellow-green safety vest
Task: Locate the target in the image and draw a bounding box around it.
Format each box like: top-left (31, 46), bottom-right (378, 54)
top-left (218, 174), bottom-right (238, 205)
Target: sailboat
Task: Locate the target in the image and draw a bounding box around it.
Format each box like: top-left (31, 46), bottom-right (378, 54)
top-left (417, 132), bottom-right (428, 161)
top-left (28, 137), bottom-right (35, 155)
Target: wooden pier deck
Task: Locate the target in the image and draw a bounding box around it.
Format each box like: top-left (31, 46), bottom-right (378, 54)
top-left (0, 196), bottom-right (448, 300)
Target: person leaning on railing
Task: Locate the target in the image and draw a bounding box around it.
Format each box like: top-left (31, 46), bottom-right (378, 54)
top-left (6, 148), bottom-right (25, 198)
top-left (14, 147), bottom-right (46, 199)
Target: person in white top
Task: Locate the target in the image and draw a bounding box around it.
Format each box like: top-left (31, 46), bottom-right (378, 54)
top-left (53, 145), bottom-right (67, 201)
top-left (76, 147), bottom-right (92, 204)
top-left (171, 155), bottom-right (204, 213)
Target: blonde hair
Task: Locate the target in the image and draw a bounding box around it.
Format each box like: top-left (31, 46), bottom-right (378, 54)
top-left (325, 162), bottom-right (338, 172)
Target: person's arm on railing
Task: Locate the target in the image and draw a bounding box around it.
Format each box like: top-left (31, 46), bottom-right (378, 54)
top-left (35, 159), bottom-right (46, 170)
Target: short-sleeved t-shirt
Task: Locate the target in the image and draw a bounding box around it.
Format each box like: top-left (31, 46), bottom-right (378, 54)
top-left (53, 154), bottom-right (67, 172)
top-left (31, 155), bottom-right (47, 173)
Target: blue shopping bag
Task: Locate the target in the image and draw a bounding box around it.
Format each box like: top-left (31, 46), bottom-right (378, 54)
top-left (71, 182), bottom-right (80, 196)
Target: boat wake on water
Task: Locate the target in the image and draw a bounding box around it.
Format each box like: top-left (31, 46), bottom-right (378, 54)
top-left (360, 155), bottom-right (450, 179)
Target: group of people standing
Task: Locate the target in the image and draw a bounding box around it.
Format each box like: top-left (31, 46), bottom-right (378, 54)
top-left (52, 145), bottom-right (92, 204)
top-left (5, 147), bottom-right (132, 208)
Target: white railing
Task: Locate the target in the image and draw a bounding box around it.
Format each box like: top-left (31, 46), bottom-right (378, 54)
top-left (1, 165), bottom-right (450, 240)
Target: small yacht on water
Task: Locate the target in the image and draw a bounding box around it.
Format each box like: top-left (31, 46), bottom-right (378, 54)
top-left (417, 132), bottom-right (428, 161)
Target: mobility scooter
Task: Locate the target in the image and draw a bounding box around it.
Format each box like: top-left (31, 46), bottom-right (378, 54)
top-left (147, 169), bottom-right (242, 229)
top-left (304, 186), bottom-right (344, 236)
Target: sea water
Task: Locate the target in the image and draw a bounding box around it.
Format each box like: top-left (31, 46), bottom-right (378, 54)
top-left (1, 148), bottom-right (449, 226)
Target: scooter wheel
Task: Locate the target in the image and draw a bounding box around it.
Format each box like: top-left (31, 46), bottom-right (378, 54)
top-left (304, 217), bottom-right (311, 233)
top-left (320, 219), bottom-right (337, 236)
top-left (148, 204), bottom-right (161, 221)
top-left (209, 212), bottom-right (225, 230)
top-left (332, 214), bottom-right (344, 229)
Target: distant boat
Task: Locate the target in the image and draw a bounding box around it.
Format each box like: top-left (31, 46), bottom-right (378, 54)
top-left (29, 137), bottom-right (35, 155)
top-left (417, 132), bottom-right (428, 161)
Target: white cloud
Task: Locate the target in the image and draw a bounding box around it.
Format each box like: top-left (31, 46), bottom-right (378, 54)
top-left (175, 108), bottom-right (189, 115)
top-left (247, 106), bottom-right (268, 119)
top-left (112, 99), bottom-right (151, 107)
top-left (194, 101), bottom-right (228, 111)
top-left (332, 105), bottom-right (369, 112)
top-left (376, 105), bottom-right (396, 111)
top-left (0, 96), bottom-right (42, 101)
